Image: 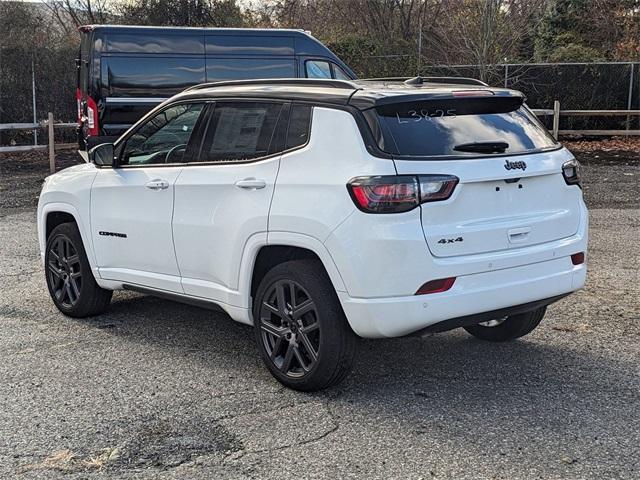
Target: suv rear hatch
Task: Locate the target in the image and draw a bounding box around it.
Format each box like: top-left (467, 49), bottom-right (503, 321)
top-left (367, 92), bottom-right (582, 258)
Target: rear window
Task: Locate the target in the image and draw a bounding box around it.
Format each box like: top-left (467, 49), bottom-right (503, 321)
top-left (370, 97), bottom-right (558, 158)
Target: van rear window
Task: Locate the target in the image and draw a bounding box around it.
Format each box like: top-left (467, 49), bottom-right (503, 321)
top-left (370, 97), bottom-right (557, 158)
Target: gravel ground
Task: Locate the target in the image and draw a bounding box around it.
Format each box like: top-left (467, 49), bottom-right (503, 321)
top-left (0, 146), bottom-right (638, 479)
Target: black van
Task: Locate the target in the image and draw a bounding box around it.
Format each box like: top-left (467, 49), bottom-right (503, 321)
top-left (76, 25), bottom-right (356, 150)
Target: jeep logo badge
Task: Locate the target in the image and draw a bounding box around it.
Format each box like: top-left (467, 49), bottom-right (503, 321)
top-left (504, 159), bottom-right (527, 171)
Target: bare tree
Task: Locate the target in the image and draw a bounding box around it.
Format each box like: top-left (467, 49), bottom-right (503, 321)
top-left (44, 0), bottom-right (112, 32)
top-left (425, 0), bottom-right (547, 80)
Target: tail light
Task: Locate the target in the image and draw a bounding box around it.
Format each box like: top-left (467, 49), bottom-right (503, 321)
top-left (85, 96), bottom-right (99, 136)
top-left (347, 175), bottom-right (458, 213)
top-left (416, 277), bottom-right (456, 295)
top-left (562, 159), bottom-right (581, 187)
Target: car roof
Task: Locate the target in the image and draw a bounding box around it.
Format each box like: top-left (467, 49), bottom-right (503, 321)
top-left (173, 78), bottom-right (525, 110)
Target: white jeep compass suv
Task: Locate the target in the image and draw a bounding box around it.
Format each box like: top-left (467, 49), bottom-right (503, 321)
top-left (38, 78), bottom-right (588, 391)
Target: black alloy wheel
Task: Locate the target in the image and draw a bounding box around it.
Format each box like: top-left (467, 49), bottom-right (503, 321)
top-left (45, 222), bottom-right (112, 317)
top-left (253, 259), bottom-right (357, 391)
top-left (47, 235), bottom-right (83, 308)
top-left (259, 279), bottom-right (320, 377)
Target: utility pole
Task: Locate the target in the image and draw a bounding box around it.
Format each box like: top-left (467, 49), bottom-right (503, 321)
top-left (32, 57), bottom-right (38, 146)
top-left (417, 16), bottom-right (422, 76)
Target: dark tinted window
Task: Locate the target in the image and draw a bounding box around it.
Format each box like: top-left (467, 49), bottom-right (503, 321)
top-left (103, 57), bottom-right (205, 97)
top-left (107, 33), bottom-right (204, 54)
top-left (206, 35), bottom-right (294, 56)
top-left (373, 97), bottom-right (557, 157)
top-left (121, 103), bottom-right (204, 165)
top-left (206, 58), bottom-right (295, 81)
top-left (198, 102), bottom-right (283, 163)
top-left (286, 105), bottom-right (312, 149)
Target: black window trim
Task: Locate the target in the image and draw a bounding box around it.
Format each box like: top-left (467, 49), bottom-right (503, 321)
top-left (112, 98), bottom-right (210, 169)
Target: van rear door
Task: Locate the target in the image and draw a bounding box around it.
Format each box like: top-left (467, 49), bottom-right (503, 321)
top-left (369, 94), bottom-right (583, 258)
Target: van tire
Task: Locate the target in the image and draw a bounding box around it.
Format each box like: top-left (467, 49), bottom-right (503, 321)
top-left (45, 222), bottom-right (112, 318)
top-left (463, 307), bottom-right (547, 342)
top-left (253, 259), bottom-right (357, 391)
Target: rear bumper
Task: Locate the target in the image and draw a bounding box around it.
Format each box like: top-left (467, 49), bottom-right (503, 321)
top-left (338, 256), bottom-right (586, 338)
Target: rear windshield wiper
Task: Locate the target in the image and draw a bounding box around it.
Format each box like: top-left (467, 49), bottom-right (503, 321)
top-left (453, 141), bottom-right (509, 154)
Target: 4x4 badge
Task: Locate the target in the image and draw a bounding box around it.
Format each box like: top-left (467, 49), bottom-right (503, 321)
top-left (504, 159), bottom-right (527, 171)
top-left (438, 237), bottom-right (463, 244)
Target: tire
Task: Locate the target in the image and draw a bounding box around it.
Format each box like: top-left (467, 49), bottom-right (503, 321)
top-left (253, 259), bottom-right (357, 391)
top-left (45, 222), bottom-right (112, 318)
top-left (463, 307), bottom-right (547, 342)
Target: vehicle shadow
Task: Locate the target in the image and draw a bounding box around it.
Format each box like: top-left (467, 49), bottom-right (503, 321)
top-left (95, 291), bottom-right (635, 406)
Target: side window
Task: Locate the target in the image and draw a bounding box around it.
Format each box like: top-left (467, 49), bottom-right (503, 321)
top-left (286, 104), bottom-right (312, 150)
top-left (197, 102), bottom-right (283, 163)
top-left (333, 64), bottom-right (351, 80)
top-left (305, 60), bottom-right (332, 79)
top-left (120, 103), bottom-right (204, 166)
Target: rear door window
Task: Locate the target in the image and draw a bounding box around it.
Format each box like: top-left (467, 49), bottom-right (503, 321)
top-left (196, 102), bottom-right (284, 163)
top-left (371, 97), bottom-right (558, 158)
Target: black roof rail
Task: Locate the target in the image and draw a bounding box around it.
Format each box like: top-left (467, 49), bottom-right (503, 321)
top-left (184, 78), bottom-right (361, 93)
top-left (359, 76), bottom-right (489, 87)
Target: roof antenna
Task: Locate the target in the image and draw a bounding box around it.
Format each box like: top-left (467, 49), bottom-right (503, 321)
top-left (404, 76), bottom-right (424, 86)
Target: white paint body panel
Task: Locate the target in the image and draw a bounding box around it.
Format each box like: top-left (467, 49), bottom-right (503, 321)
top-left (90, 167), bottom-right (184, 292)
top-left (173, 157), bottom-right (280, 302)
top-left (37, 102), bottom-right (589, 339)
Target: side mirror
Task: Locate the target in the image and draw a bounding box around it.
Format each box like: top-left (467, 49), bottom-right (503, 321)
top-left (89, 143), bottom-right (115, 167)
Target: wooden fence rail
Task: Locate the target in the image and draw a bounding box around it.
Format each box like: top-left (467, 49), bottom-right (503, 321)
top-left (0, 113), bottom-right (76, 172)
top-left (531, 102), bottom-right (640, 138)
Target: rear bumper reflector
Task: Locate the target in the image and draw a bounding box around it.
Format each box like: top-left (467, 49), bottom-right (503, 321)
top-left (571, 252), bottom-right (585, 265)
top-left (415, 277), bottom-right (456, 295)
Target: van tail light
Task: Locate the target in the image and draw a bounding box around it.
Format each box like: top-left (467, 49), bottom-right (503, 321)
top-left (86, 96), bottom-right (99, 136)
top-left (416, 277), bottom-right (456, 295)
top-left (562, 159), bottom-right (581, 188)
top-left (571, 252), bottom-right (585, 265)
top-left (347, 175), bottom-right (458, 213)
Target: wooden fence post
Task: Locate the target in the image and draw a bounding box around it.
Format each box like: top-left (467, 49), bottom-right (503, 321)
top-left (552, 100), bottom-right (560, 140)
top-left (47, 112), bottom-right (55, 174)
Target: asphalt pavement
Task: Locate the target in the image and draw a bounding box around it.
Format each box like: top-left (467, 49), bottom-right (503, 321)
top-left (0, 149), bottom-right (638, 479)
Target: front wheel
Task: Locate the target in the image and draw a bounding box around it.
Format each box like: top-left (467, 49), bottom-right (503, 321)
top-left (253, 259), bottom-right (357, 391)
top-left (463, 307), bottom-right (547, 342)
top-left (45, 222), bottom-right (112, 318)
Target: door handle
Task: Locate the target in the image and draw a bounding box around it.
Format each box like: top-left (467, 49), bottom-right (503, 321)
top-left (145, 179), bottom-right (170, 190)
top-left (234, 178), bottom-right (266, 190)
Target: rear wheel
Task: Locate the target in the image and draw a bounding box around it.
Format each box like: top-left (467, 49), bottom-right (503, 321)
top-left (463, 307), bottom-right (546, 342)
top-left (253, 259), bottom-right (357, 391)
top-left (45, 222), bottom-right (112, 318)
